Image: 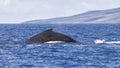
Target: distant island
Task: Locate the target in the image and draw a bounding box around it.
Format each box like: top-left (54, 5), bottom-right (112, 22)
top-left (23, 7), bottom-right (120, 24)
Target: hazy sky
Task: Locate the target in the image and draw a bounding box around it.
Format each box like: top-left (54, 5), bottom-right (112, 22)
top-left (0, 0), bottom-right (120, 24)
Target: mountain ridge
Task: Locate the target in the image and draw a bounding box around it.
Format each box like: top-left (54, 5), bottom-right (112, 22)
top-left (23, 7), bottom-right (120, 24)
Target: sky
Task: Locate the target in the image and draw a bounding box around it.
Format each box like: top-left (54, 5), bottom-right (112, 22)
top-left (0, 0), bottom-right (120, 24)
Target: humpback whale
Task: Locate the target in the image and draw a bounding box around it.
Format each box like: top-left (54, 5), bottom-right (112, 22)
top-left (27, 29), bottom-right (76, 43)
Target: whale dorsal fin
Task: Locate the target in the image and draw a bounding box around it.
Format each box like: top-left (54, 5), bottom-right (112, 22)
top-left (44, 29), bottom-right (53, 32)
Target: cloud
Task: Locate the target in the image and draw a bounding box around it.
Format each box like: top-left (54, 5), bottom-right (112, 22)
top-left (0, 0), bottom-right (11, 9)
top-left (81, 2), bottom-right (98, 9)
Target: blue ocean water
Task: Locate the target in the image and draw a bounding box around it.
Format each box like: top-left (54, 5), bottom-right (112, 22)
top-left (0, 24), bottom-right (120, 68)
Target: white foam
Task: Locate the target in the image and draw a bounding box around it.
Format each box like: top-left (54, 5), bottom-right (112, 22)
top-left (105, 41), bottom-right (120, 44)
top-left (94, 39), bottom-right (120, 44)
top-left (26, 44), bottom-right (42, 48)
top-left (94, 39), bottom-right (105, 44)
top-left (45, 41), bottom-right (64, 44)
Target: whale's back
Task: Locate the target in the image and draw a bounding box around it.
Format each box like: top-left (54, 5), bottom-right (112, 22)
top-left (27, 29), bottom-right (76, 43)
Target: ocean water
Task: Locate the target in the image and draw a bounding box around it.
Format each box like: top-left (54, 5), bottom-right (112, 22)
top-left (0, 24), bottom-right (120, 68)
